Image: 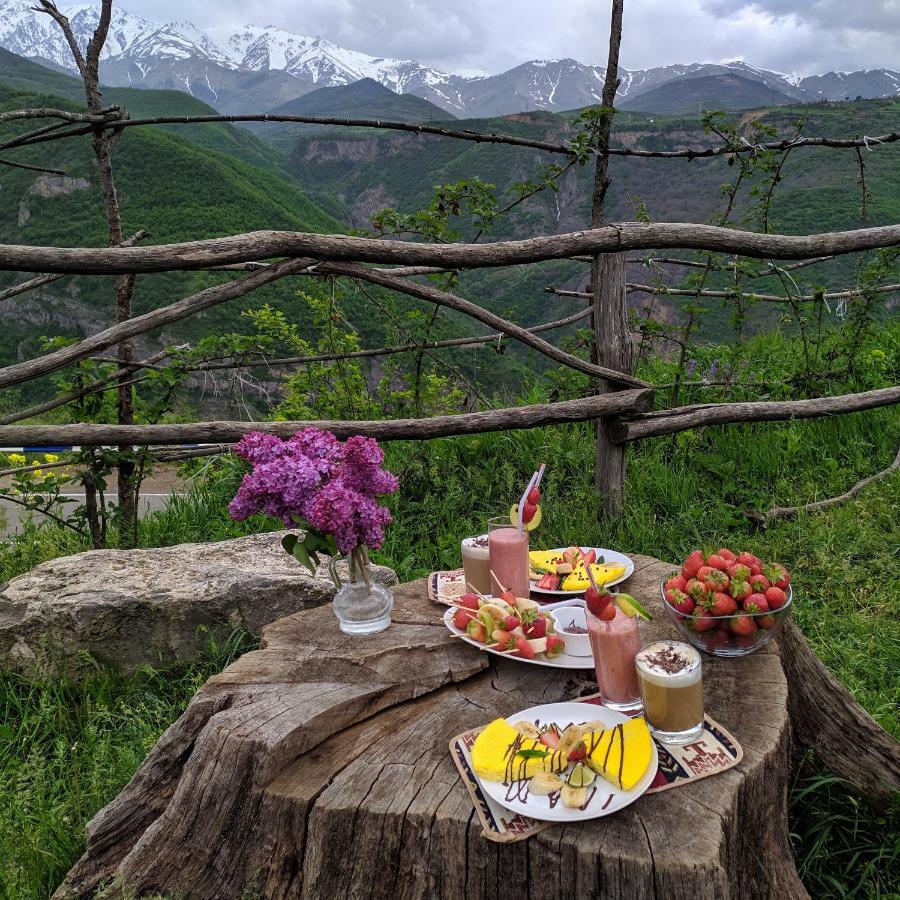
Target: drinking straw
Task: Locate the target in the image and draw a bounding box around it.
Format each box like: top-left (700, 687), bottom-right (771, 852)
top-left (516, 464), bottom-right (545, 532)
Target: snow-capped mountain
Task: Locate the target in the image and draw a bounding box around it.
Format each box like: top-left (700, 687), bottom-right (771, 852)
top-left (0, 1), bottom-right (897, 117)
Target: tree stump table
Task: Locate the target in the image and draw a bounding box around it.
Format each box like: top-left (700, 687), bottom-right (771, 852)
top-left (55, 554), bottom-right (873, 899)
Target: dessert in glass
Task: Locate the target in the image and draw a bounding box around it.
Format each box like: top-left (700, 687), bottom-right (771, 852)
top-left (487, 516), bottom-right (530, 598)
top-left (461, 534), bottom-right (491, 595)
top-left (635, 640), bottom-right (704, 744)
top-left (587, 605), bottom-right (642, 715)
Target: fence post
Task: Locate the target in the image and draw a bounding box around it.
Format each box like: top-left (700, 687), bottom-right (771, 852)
top-left (593, 252), bottom-right (632, 517)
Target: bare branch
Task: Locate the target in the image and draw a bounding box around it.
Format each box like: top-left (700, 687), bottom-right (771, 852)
top-left (0, 390), bottom-right (653, 446)
top-left (747, 445), bottom-right (900, 527)
top-left (0, 257), bottom-right (316, 390)
top-left (1, 222), bottom-right (897, 275)
top-left (0, 157), bottom-right (66, 175)
top-left (545, 282), bottom-right (900, 303)
top-left (319, 261), bottom-right (648, 388)
top-left (613, 385), bottom-right (900, 441)
top-left (1, 106), bottom-right (897, 159)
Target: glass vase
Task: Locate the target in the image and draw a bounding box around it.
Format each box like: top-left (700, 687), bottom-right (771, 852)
top-left (331, 546), bottom-right (393, 635)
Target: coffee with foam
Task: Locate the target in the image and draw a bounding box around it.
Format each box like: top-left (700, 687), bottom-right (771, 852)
top-left (635, 641), bottom-right (704, 743)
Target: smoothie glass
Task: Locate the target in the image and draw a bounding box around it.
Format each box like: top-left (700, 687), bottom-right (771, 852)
top-left (487, 517), bottom-right (530, 599)
top-left (461, 534), bottom-right (491, 595)
top-left (587, 605), bottom-right (643, 715)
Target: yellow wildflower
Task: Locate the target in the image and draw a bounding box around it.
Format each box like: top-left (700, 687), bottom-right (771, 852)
top-left (8, 453), bottom-right (25, 467)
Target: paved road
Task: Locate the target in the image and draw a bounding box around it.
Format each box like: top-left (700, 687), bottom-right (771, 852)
top-left (0, 491), bottom-right (181, 538)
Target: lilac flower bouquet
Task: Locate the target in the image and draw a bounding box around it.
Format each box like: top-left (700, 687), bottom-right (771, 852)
top-left (229, 428), bottom-right (399, 588)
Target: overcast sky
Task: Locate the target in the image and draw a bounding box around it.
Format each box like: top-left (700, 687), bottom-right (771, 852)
top-left (132, 0), bottom-right (899, 76)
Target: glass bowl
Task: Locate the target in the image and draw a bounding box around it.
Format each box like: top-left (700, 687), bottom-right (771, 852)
top-left (659, 576), bottom-right (792, 658)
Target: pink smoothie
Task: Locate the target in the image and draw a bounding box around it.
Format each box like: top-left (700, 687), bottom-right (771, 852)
top-left (488, 525), bottom-right (530, 598)
top-left (588, 607), bottom-right (641, 707)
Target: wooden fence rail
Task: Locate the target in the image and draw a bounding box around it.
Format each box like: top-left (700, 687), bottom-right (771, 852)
top-left (1, 222), bottom-right (898, 274)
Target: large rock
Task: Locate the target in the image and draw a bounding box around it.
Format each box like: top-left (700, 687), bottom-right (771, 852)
top-left (0, 532), bottom-right (398, 679)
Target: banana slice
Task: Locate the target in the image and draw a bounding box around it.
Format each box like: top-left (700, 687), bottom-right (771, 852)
top-left (557, 724), bottom-right (586, 757)
top-left (529, 771), bottom-right (564, 796)
top-left (561, 783), bottom-right (587, 809)
top-left (512, 721), bottom-right (541, 739)
top-left (567, 763), bottom-right (596, 788)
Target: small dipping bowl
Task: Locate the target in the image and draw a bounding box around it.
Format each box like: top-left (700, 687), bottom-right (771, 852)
top-left (550, 605), bottom-right (592, 657)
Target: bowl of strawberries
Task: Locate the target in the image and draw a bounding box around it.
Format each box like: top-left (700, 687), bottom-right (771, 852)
top-left (660, 548), bottom-right (792, 657)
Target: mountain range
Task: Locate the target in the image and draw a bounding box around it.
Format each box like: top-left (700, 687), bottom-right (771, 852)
top-left (1, 1), bottom-right (898, 117)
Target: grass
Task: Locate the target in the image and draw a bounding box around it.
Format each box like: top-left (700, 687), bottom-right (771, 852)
top-left (0, 327), bottom-right (896, 897)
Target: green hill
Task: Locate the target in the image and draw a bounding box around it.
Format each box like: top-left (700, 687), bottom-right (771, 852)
top-left (282, 99), bottom-right (900, 339)
top-left (0, 78), bottom-right (345, 402)
top-left (0, 48), bottom-right (283, 172)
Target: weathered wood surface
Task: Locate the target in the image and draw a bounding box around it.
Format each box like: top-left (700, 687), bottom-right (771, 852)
top-left (57, 555), bottom-right (808, 899)
top-left (612, 385), bottom-right (900, 441)
top-left (3, 222), bottom-right (899, 275)
top-left (0, 390), bottom-right (653, 447)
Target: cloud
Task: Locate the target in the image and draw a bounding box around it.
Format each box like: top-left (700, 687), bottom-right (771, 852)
top-left (129, 0), bottom-right (900, 75)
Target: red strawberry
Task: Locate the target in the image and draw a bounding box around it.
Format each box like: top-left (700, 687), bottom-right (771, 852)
top-left (734, 632), bottom-right (759, 650)
top-left (585, 586), bottom-right (611, 618)
top-left (707, 591), bottom-right (738, 616)
top-left (515, 637), bottom-right (536, 659)
top-left (730, 580), bottom-right (752, 602)
top-left (729, 615), bottom-right (758, 636)
top-left (499, 589), bottom-right (517, 604)
top-left (453, 608), bottom-right (475, 629)
top-left (736, 552), bottom-right (760, 568)
top-left (758, 614), bottom-right (776, 629)
top-left (540, 727), bottom-right (560, 749)
top-left (764, 563), bottom-right (791, 591)
top-left (525, 615), bottom-right (547, 639)
top-left (458, 593), bottom-right (480, 610)
top-left (568, 741), bottom-right (587, 762)
top-left (749, 573), bottom-right (770, 593)
top-left (683, 550), bottom-right (705, 578)
top-left (466, 619), bottom-right (488, 642)
top-left (703, 570), bottom-right (730, 593)
top-left (696, 565), bottom-right (715, 582)
top-left (599, 603), bottom-right (616, 621)
top-left (665, 574), bottom-right (688, 593)
top-left (749, 563), bottom-right (763, 577)
top-left (728, 563), bottom-right (751, 583)
top-left (764, 586), bottom-right (788, 610)
top-left (744, 594), bottom-right (769, 614)
top-left (707, 554), bottom-right (729, 572)
top-left (504, 614), bottom-right (521, 631)
top-left (717, 548), bottom-right (736, 563)
top-left (685, 578), bottom-right (707, 601)
top-left (692, 610), bottom-right (718, 632)
top-left (522, 502), bottom-right (537, 524)
top-left (527, 486), bottom-right (541, 505)
top-left (491, 628), bottom-right (516, 649)
top-left (702, 629), bottom-right (732, 651)
top-left (745, 592), bottom-right (768, 612)
top-left (545, 634), bottom-right (565, 658)
top-left (666, 589), bottom-right (694, 615)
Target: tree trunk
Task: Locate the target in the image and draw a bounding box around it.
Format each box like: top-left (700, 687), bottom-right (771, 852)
top-left (591, 0), bottom-right (628, 517)
top-left (56, 557), bottom-right (813, 900)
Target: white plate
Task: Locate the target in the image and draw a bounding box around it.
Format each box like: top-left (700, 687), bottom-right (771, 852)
top-left (477, 701), bottom-right (658, 823)
top-left (530, 547), bottom-right (634, 596)
top-left (443, 598), bottom-right (593, 669)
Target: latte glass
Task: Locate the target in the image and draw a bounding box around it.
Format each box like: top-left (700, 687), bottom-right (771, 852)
top-left (635, 640), bottom-right (704, 744)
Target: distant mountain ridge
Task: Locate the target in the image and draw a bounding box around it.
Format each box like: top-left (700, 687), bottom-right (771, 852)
top-left (0, 0), bottom-right (898, 116)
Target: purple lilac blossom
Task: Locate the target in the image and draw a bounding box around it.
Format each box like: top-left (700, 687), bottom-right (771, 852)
top-left (229, 429), bottom-right (398, 552)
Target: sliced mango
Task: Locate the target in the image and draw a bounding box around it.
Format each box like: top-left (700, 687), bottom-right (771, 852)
top-left (561, 564), bottom-right (627, 591)
top-left (584, 717), bottom-right (654, 790)
top-left (471, 718), bottom-right (567, 782)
